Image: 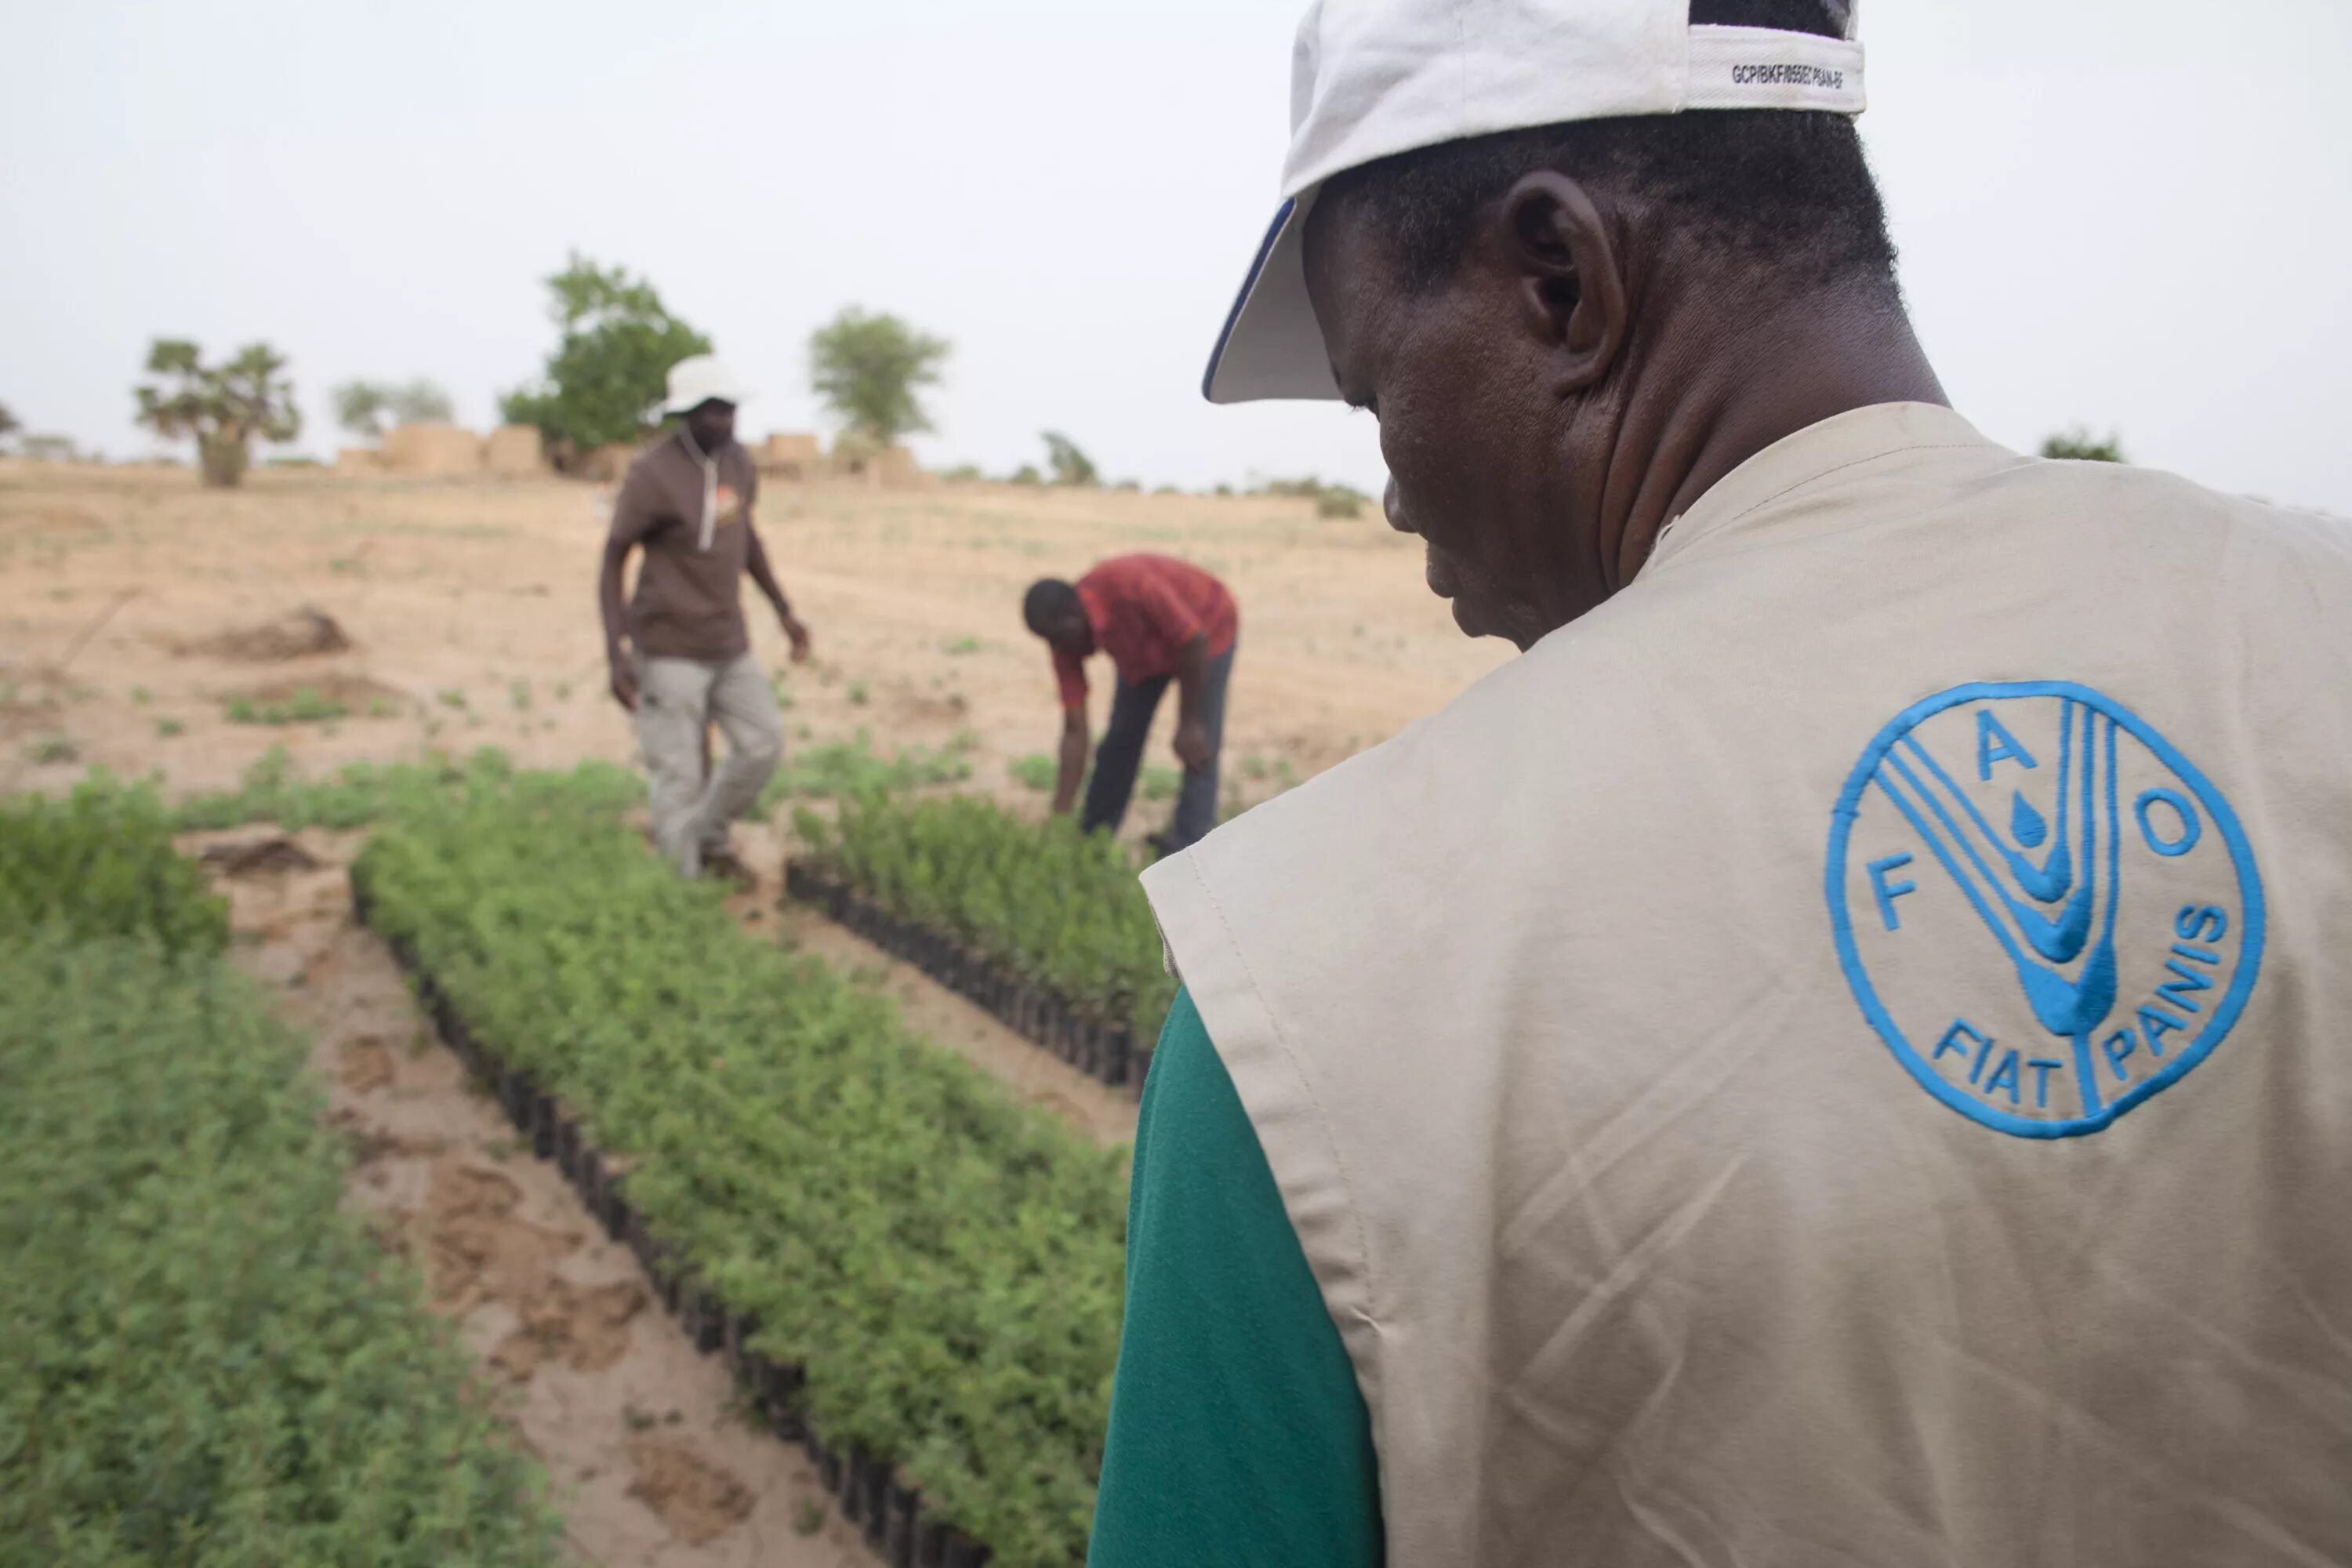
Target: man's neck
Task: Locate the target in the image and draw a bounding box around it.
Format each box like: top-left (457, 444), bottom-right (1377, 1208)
top-left (1595, 287), bottom-right (1947, 595)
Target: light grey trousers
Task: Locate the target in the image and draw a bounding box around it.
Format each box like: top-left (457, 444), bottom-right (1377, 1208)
top-left (633, 652), bottom-right (783, 877)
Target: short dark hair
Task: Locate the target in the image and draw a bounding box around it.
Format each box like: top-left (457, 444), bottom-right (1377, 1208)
top-left (1322, 0), bottom-right (1896, 299)
top-left (1023, 578), bottom-right (1080, 635)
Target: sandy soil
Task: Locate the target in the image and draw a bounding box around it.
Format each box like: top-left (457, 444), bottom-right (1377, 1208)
top-left (0, 458), bottom-right (1508, 811)
top-left (194, 825), bottom-right (873, 1568)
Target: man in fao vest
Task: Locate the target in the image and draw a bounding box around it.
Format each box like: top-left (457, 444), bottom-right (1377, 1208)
top-left (1087, 2), bottom-right (2352, 1565)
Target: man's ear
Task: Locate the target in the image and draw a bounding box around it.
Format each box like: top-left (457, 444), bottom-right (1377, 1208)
top-left (1497, 170), bottom-right (1628, 397)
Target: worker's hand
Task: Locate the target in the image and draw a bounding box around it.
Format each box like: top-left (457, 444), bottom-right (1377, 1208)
top-left (1174, 717), bottom-right (1214, 772)
top-left (782, 612), bottom-right (813, 664)
top-left (608, 653), bottom-right (638, 713)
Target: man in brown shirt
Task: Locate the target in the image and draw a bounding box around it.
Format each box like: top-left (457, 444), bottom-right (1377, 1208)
top-left (598, 355), bottom-right (810, 880)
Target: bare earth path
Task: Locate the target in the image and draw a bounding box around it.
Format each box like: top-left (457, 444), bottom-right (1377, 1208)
top-left (198, 827), bottom-right (876, 1568)
top-left (734, 820), bottom-right (1139, 1145)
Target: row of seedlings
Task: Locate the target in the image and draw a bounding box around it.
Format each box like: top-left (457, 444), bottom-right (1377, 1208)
top-left (1, 781), bottom-right (557, 1564)
top-left (786, 795), bottom-right (1179, 1091)
top-left (347, 779), bottom-right (1127, 1567)
top-left (784, 859), bottom-right (1148, 1088)
top-left (354, 872), bottom-right (999, 1568)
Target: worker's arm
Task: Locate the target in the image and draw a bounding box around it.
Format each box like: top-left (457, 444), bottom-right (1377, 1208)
top-left (1050, 645), bottom-right (1091, 815)
top-left (744, 523), bottom-right (811, 662)
top-left (598, 532), bottom-right (639, 710)
top-left (1170, 632), bottom-right (1213, 771)
top-left (601, 465), bottom-right (659, 710)
top-left (1053, 703), bottom-right (1089, 816)
top-left (1087, 987), bottom-right (1384, 1568)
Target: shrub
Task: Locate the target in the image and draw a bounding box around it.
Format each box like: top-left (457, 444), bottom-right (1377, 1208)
top-left (0, 779), bottom-right (227, 953)
top-left (1040, 431), bottom-right (1098, 488)
top-left (2039, 426), bottom-right (2127, 463)
top-left (1316, 484), bottom-right (1369, 518)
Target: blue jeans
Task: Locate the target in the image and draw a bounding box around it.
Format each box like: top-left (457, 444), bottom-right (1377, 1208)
top-left (1081, 642), bottom-right (1235, 851)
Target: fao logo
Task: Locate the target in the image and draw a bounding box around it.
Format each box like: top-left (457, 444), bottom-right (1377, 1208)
top-left (1827, 681), bottom-right (2264, 1138)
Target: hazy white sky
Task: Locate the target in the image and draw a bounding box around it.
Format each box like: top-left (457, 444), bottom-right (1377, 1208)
top-left (4, 0), bottom-right (2347, 510)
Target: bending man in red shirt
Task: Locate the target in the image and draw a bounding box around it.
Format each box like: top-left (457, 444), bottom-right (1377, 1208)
top-left (1022, 554), bottom-right (1238, 852)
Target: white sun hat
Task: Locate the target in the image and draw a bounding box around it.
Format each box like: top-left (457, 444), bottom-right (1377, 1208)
top-left (1202, 0), bottom-right (1867, 405)
top-left (653, 354), bottom-right (753, 419)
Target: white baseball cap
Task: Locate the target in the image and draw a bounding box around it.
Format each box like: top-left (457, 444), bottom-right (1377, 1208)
top-left (1202, 0), bottom-right (1867, 405)
top-left (653, 354), bottom-right (753, 418)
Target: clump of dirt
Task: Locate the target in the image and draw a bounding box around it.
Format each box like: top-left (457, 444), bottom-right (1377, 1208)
top-left (626, 1437), bottom-right (755, 1545)
top-left (199, 836), bottom-right (322, 877)
top-left (337, 1117), bottom-right (447, 1166)
top-left (339, 1036), bottom-right (397, 1092)
top-left (182, 606), bottom-right (352, 662)
top-left (420, 1157), bottom-right (581, 1315)
top-left (490, 1278), bottom-right (646, 1381)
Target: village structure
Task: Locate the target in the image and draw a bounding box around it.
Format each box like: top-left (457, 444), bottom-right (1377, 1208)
top-left (333, 424), bottom-right (930, 488)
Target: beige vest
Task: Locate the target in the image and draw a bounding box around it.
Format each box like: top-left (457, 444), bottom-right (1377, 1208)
top-left (1143, 405), bottom-right (2352, 1568)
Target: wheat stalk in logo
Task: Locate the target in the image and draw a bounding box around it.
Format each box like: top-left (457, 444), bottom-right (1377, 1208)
top-left (1830, 681), bottom-right (2264, 1138)
top-left (1873, 699), bottom-right (2123, 1092)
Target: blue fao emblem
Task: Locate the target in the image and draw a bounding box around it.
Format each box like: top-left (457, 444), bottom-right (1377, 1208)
top-left (1827, 681), bottom-right (2264, 1138)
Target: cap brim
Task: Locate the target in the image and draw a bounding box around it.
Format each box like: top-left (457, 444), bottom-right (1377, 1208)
top-left (662, 390), bottom-right (752, 415)
top-left (1201, 194), bottom-right (1342, 405)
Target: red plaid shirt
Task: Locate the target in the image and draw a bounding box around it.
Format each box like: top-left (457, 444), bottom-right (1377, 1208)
top-left (1053, 554), bottom-right (1238, 711)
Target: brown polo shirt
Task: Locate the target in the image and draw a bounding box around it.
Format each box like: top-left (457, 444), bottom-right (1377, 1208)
top-left (608, 430), bottom-right (760, 662)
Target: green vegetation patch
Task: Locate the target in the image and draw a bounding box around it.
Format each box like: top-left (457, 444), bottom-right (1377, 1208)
top-left (0, 932), bottom-right (559, 1565)
top-left (1007, 753), bottom-right (1058, 792)
top-left (0, 779), bottom-right (227, 952)
top-left (225, 687), bottom-right (347, 725)
top-left (169, 745), bottom-right (640, 833)
top-left (354, 789), bottom-right (1126, 1565)
top-left (756, 728), bottom-right (974, 812)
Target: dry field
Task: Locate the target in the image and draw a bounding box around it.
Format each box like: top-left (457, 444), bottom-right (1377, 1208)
top-left (1, 454), bottom-right (1512, 1566)
top-left (0, 457), bottom-right (1510, 812)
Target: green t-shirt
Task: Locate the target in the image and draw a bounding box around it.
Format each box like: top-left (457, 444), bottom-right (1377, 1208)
top-left (1088, 986), bottom-right (1384, 1566)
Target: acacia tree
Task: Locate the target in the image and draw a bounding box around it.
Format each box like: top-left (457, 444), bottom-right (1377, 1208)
top-left (0, 401), bottom-right (18, 452)
top-left (808, 307), bottom-right (949, 448)
top-left (1040, 431), bottom-right (1098, 487)
top-left (133, 340), bottom-right (300, 488)
top-left (2040, 427), bottom-right (2126, 463)
top-left (332, 378), bottom-right (455, 439)
top-left (500, 254), bottom-right (710, 459)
